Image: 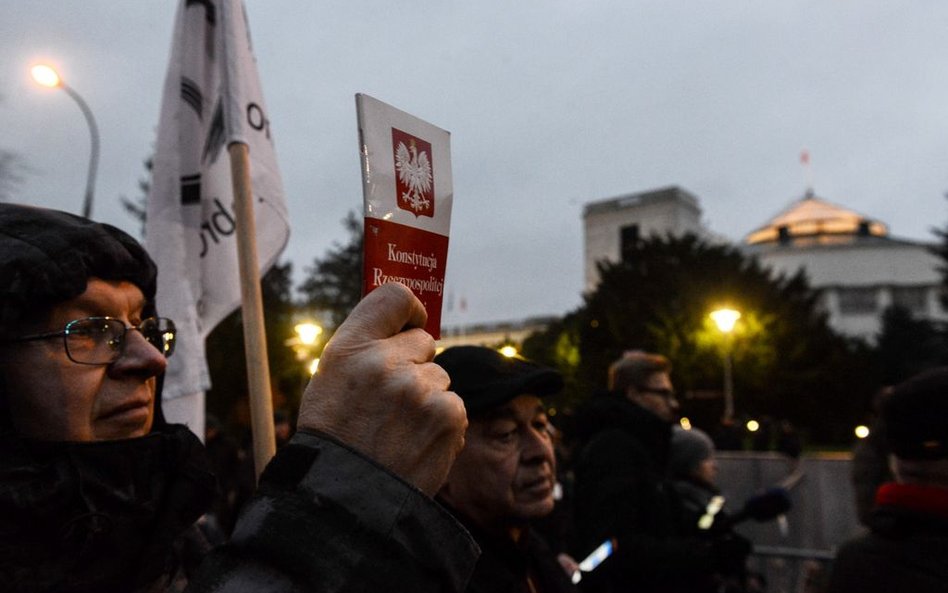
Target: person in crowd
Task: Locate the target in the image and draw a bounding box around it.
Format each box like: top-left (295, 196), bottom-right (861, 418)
top-left (272, 408), bottom-right (294, 448)
top-left (0, 203), bottom-right (477, 592)
top-left (203, 413), bottom-right (243, 542)
top-left (669, 426), bottom-right (723, 530)
top-left (827, 367), bottom-right (948, 593)
top-left (668, 426), bottom-right (753, 593)
top-left (569, 350), bottom-right (744, 593)
top-left (712, 417), bottom-right (744, 451)
top-left (775, 419), bottom-right (802, 460)
top-left (434, 346), bottom-right (578, 593)
top-left (850, 386), bottom-right (894, 526)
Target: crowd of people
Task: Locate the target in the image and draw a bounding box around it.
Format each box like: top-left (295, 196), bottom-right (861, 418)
top-left (1, 202), bottom-right (946, 592)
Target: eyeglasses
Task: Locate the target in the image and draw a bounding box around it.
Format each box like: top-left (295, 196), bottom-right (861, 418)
top-left (9, 317), bottom-right (176, 365)
top-left (637, 386), bottom-right (677, 400)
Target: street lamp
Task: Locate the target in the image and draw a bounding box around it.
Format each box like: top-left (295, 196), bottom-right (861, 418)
top-left (294, 322), bottom-right (323, 347)
top-left (710, 308), bottom-right (741, 423)
top-left (30, 63), bottom-right (100, 219)
top-left (499, 345), bottom-right (518, 358)
top-left (288, 320), bottom-right (324, 380)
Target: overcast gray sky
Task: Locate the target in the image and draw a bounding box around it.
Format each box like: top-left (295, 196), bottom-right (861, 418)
top-left (2, 1), bottom-right (947, 326)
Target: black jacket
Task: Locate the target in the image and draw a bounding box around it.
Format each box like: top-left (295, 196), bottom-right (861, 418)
top-left (0, 423), bottom-right (217, 593)
top-left (440, 505), bottom-right (577, 593)
top-left (669, 478), bottom-right (750, 593)
top-left (827, 482), bottom-right (948, 593)
top-left (186, 431), bottom-right (479, 593)
top-left (570, 393), bottom-right (715, 593)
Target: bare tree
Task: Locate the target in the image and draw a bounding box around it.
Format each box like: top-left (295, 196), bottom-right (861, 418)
top-left (0, 149), bottom-right (25, 203)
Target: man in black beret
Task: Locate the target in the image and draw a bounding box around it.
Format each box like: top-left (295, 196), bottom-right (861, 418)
top-left (435, 345), bottom-right (577, 593)
top-left (827, 366), bottom-right (948, 593)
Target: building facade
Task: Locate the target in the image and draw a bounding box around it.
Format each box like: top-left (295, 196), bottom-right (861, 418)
top-left (582, 186), bottom-right (707, 292)
top-left (580, 186), bottom-right (945, 341)
top-left (742, 192), bottom-right (945, 339)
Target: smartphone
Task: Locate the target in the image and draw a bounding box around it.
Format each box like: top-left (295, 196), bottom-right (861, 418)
top-left (572, 538), bottom-right (616, 584)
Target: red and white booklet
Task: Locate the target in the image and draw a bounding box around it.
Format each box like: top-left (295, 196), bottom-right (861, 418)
top-left (356, 94), bottom-right (453, 338)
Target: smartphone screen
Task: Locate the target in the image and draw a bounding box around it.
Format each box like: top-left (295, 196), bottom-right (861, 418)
top-left (572, 538), bottom-right (616, 583)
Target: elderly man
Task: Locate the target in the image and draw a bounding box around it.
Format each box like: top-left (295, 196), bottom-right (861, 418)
top-left (434, 346), bottom-right (577, 593)
top-left (828, 367), bottom-right (948, 593)
top-left (0, 203), bottom-right (476, 592)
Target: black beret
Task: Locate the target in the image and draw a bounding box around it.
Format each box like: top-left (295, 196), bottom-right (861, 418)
top-left (0, 203), bottom-right (157, 335)
top-left (434, 346), bottom-right (563, 416)
top-left (884, 366), bottom-right (948, 460)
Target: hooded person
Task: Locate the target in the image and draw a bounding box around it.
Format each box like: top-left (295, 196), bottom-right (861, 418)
top-left (0, 203), bottom-right (217, 591)
top-left (827, 367), bottom-right (948, 593)
top-left (667, 427), bottom-right (752, 593)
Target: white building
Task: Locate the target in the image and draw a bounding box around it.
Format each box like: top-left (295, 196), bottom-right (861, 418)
top-left (743, 192), bottom-right (945, 340)
top-left (581, 187), bottom-right (945, 341)
top-left (582, 186), bottom-right (707, 292)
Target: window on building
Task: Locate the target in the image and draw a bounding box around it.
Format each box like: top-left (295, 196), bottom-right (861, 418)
top-left (620, 224), bottom-right (639, 261)
top-left (837, 287), bottom-right (877, 315)
top-left (891, 286), bottom-right (928, 314)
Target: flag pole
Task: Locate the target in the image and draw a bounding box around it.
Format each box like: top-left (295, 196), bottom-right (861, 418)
top-left (228, 141), bottom-right (277, 479)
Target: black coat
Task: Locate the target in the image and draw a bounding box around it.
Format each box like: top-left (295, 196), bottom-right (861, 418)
top-left (827, 482), bottom-right (948, 593)
top-left (186, 431), bottom-right (479, 593)
top-left (569, 394), bottom-right (715, 593)
top-left (442, 505), bottom-right (578, 593)
top-left (0, 423), bottom-right (216, 593)
top-left (669, 478), bottom-right (751, 593)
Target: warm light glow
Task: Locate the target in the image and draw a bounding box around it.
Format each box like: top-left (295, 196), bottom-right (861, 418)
top-left (854, 425), bottom-right (870, 439)
top-left (31, 64), bottom-right (61, 88)
top-left (308, 358), bottom-right (320, 375)
top-left (746, 419), bottom-right (760, 432)
top-left (499, 345), bottom-right (518, 358)
top-left (679, 417), bottom-right (692, 430)
top-left (710, 308), bottom-right (741, 333)
top-left (294, 322), bottom-right (323, 346)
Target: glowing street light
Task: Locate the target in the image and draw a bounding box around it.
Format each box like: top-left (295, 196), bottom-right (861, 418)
top-left (710, 309), bottom-right (741, 333)
top-left (294, 322), bottom-right (323, 346)
top-left (30, 63), bottom-right (100, 219)
top-left (499, 345), bottom-right (518, 358)
top-left (710, 307), bottom-right (741, 423)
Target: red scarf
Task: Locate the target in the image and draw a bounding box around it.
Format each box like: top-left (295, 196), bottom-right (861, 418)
top-left (875, 482), bottom-right (948, 520)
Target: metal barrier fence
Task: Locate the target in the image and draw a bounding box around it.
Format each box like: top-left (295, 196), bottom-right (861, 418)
top-left (715, 452), bottom-right (864, 593)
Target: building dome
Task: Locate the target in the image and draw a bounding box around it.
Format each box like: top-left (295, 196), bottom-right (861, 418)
top-left (744, 192), bottom-right (888, 246)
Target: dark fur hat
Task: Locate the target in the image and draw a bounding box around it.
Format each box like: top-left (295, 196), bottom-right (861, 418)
top-left (0, 203), bottom-right (157, 335)
top-left (884, 366), bottom-right (948, 460)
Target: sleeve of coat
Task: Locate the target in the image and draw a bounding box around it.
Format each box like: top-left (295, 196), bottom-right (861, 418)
top-left (185, 430), bottom-right (480, 593)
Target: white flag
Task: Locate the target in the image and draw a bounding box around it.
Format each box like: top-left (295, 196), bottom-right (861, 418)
top-left (146, 0), bottom-right (289, 425)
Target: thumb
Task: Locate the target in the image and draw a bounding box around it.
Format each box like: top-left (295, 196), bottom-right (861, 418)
top-left (332, 283), bottom-right (428, 346)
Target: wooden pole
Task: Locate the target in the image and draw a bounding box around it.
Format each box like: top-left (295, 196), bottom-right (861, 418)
top-left (228, 141), bottom-right (276, 480)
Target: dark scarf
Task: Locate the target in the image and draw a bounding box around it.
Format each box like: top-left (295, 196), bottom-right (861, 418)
top-left (0, 424), bottom-right (216, 593)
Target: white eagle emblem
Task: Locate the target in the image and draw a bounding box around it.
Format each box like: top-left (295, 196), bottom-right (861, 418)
top-left (394, 139), bottom-right (433, 213)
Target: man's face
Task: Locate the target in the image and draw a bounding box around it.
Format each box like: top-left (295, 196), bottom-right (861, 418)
top-left (1, 278), bottom-right (166, 441)
top-left (440, 394), bottom-right (556, 533)
top-left (628, 371), bottom-right (679, 422)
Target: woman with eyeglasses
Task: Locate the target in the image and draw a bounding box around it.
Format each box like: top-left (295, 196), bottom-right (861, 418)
top-left (0, 203), bottom-right (476, 593)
